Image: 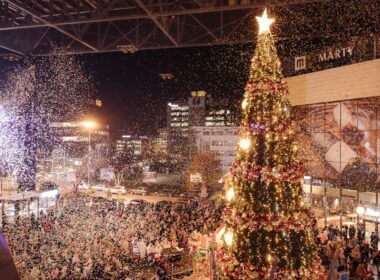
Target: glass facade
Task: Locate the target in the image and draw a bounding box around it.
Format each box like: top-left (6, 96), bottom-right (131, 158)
top-left (293, 97), bottom-right (380, 192)
top-left (294, 97), bottom-right (380, 240)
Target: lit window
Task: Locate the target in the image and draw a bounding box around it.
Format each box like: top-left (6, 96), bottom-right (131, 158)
top-left (49, 122), bottom-right (79, 128)
top-left (212, 141), bottom-right (223, 146)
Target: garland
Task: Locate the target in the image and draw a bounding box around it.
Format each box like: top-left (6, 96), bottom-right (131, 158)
top-left (242, 118), bottom-right (293, 135)
top-left (244, 79), bottom-right (289, 98)
top-left (223, 208), bottom-right (314, 232)
top-left (230, 161), bottom-right (304, 184)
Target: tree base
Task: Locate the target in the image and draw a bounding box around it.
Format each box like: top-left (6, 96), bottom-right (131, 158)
top-left (217, 251), bottom-right (324, 279)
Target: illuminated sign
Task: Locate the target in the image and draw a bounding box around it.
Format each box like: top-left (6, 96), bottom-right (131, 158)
top-left (365, 208), bottom-right (380, 218)
top-left (318, 46), bottom-right (354, 62)
top-left (191, 90), bottom-right (206, 97)
top-left (295, 46), bottom-right (355, 72)
top-left (295, 56), bottom-right (306, 71)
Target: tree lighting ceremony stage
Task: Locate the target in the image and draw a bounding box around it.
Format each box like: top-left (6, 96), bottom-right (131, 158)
top-left (0, 0), bottom-right (380, 280)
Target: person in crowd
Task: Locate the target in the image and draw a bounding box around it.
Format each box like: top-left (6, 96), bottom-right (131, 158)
top-left (318, 223), bottom-right (380, 280)
top-left (369, 250), bottom-right (380, 280)
top-left (371, 232), bottom-right (379, 251)
top-left (355, 262), bottom-right (373, 280)
top-left (358, 226), bottom-right (366, 245)
top-left (349, 225), bottom-right (357, 240)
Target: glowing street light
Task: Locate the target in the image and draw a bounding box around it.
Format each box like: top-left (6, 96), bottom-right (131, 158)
top-left (356, 206), bottom-right (365, 230)
top-left (356, 206), bottom-right (365, 215)
top-left (81, 120), bottom-right (97, 129)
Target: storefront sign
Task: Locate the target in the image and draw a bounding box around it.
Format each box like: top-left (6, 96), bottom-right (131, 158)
top-left (318, 47), bottom-right (354, 62)
top-left (365, 208), bottom-right (380, 218)
top-left (294, 56), bottom-right (306, 71)
top-left (294, 46), bottom-right (354, 72)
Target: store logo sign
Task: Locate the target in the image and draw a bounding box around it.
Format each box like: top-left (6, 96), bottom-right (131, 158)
top-left (365, 208), bottom-right (380, 218)
top-left (294, 56), bottom-right (306, 71)
top-left (318, 46), bottom-right (354, 62)
top-left (294, 46), bottom-right (354, 72)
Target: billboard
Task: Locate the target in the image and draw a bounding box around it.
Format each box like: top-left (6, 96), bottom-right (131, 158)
top-left (293, 97), bottom-right (380, 191)
top-left (99, 168), bottom-right (115, 181)
top-left (143, 171), bottom-right (157, 183)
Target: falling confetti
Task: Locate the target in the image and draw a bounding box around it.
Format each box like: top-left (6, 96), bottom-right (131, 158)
top-left (0, 51), bottom-right (94, 190)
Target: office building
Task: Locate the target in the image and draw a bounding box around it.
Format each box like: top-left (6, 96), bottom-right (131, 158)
top-left (152, 128), bottom-right (168, 162)
top-left (192, 126), bottom-right (239, 175)
top-left (205, 108), bottom-right (237, 127)
top-left (167, 91), bottom-right (206, 165)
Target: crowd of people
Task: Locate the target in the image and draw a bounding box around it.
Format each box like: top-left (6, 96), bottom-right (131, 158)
top-left (318, 225), bottom-right (380, 280)
top-left (3, 193), bottom-right (223, 279)
top-left (8, 190), bottom-right (380, 280)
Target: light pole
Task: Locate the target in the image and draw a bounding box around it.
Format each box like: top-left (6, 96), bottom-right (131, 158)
top-left (356, 206), bottom-right (365, 240)
top-left (82, 121), bottom-right (97, 188)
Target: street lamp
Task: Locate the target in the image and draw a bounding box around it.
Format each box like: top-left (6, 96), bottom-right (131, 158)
top-left (356, 206), bottom-right (365, 234)
top-left (82, 121), bottom-right (97, 130)
top-left (356, 206), bottom-right (366, 215)
top-left (81, 121), bottom-right (97, 188)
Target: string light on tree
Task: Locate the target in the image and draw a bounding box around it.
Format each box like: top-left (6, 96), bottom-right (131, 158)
top-left (223, 231), bottom-right (234, 246)
top-left (267, 254), bottom-right (272, 263)
top-left (239, 138), bottom-right (251, 150)
top-left (226, 187), bottom-right (235, 201)
top-left (218, 7), bottom-right (323, 279)
top-left (242, 99), bottom-right (248, 110)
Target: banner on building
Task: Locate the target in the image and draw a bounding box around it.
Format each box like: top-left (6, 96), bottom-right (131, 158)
top-left (66, 171), bottom-right (76, 183)
top-left (143, 171), bottom-right (157, 183)
top-left (190, 172), bottom-right (202, 183)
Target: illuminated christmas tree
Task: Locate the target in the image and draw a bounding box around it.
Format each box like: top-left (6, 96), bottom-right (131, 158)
top-left (219, 9), bottom-right (322, 279)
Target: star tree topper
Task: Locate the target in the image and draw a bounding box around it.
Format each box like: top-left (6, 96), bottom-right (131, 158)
top-left (256, 8), bottom-right (274, 34)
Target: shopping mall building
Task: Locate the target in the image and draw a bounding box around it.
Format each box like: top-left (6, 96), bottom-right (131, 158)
top-left (286, 44), bottom-right (380, 238)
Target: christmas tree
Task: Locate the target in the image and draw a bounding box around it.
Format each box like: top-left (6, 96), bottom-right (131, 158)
top-left (219, 9), bottom-right (322, 279)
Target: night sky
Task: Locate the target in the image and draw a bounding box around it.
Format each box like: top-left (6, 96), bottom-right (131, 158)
top-left (0, 45), bottom-right (253, 137)
top-left (83, 44), bottom-right (253, 137)
top-left (0, 0), bottom-right (375, 138)
top-left (0, 1), bottom-right (375, 138)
